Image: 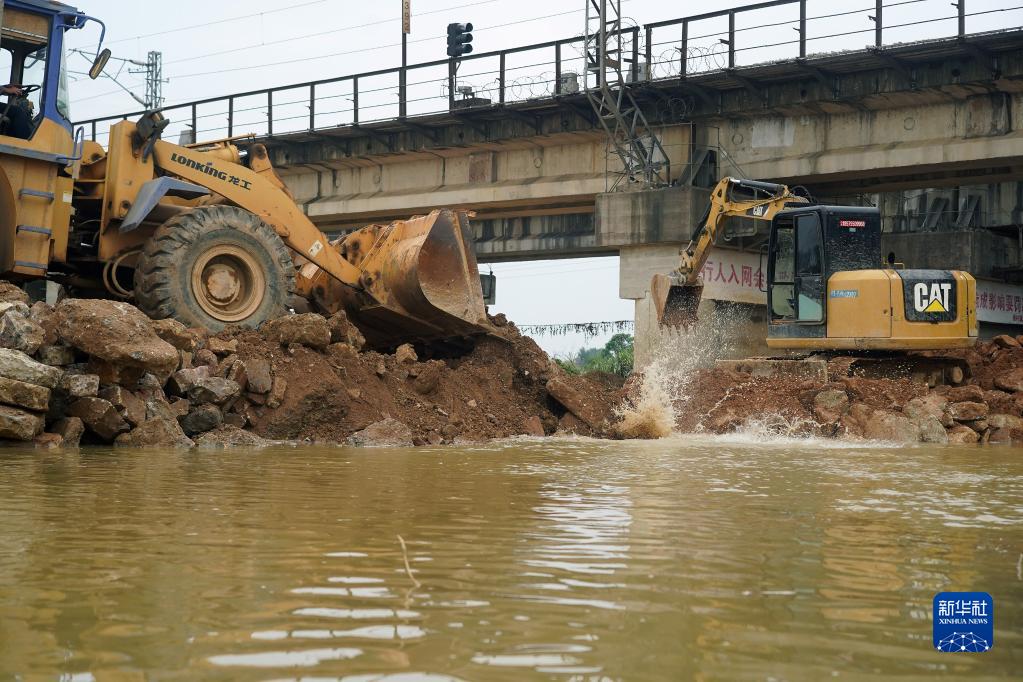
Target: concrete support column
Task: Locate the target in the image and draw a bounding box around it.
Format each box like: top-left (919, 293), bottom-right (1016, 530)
top-left (620, 243), bottom-right (771, 369)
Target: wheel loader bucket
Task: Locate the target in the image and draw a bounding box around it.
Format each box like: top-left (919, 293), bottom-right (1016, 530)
top-left (305, 209), bottom-right (492, 351)
top-left (650, 273), bottom-right (703, 328)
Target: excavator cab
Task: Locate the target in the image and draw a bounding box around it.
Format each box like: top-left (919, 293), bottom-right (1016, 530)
top-left (765, 204), bottom-right (977, 350)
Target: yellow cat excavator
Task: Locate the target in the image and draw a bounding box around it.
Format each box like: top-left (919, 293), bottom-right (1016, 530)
top-left (652, 177), bottom-right (978, 380)
top-left (0, 0), bottom-right (489, 351)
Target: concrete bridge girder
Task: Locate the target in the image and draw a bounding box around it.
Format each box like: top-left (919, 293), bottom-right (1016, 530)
top-left (715, 90), bottom-right (1023, 195)
top-left (279, 127), bottom-right (693, 237)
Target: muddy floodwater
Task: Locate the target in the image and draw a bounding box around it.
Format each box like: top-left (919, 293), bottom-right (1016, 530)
top-left (1, 438), bottom-right (1021, 680)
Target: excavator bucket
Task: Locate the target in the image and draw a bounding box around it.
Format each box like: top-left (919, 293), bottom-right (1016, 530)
top-left (650, 273), bottom-right (704, 328)
top-left (303, 209), bottom-right (492, 351)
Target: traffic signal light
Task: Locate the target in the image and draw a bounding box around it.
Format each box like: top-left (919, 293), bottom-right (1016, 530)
top-left (447, 23), bottom-right (473, 58)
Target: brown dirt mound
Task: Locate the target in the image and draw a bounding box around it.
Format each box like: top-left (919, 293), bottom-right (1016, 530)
top-left (218, 319), bottom-right (620, 445)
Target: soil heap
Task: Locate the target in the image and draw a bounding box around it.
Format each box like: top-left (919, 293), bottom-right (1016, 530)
top-left (0, 283), bottom-right (621, 449)
top-left (618, 334), bottom-right (1023, 445)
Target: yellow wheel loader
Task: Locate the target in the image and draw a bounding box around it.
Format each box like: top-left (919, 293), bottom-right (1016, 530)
top-left (0, 0), bottom-right (490, 351)
top-left (652, 177), bottom-right (978, 382)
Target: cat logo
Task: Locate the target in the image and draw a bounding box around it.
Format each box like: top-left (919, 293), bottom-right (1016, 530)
top-left (913, 282), bottom-right (952, 314)
top-left (750, 204), bottom-right (767, 217)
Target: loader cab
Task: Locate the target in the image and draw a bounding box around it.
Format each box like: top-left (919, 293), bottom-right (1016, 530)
top-left (0, 1), bottom-right (106, 279)
top-left (766, 205), bottom-right (881, 340)
top-left (0, 0), bottom-right (82, 140)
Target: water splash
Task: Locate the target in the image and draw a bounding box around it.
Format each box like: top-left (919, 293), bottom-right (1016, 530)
top-left (616, 307), bottom-right (742, 439)
top-left (731, 413), bottom-right (818, 440)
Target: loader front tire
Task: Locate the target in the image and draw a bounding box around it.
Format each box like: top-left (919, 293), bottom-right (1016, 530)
top-left (134, 206), bottom-right (295, 331)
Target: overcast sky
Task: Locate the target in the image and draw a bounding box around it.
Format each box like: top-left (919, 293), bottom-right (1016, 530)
top-left (61, 0), bottom-right (1020, 356)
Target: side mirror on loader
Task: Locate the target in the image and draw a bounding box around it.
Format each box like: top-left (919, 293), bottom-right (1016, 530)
top-left (89, 48), bottom-right (111, 80)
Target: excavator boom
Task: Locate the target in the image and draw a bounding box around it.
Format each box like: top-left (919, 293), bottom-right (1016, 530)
top-left (652, 177), bottom-right (808, 327)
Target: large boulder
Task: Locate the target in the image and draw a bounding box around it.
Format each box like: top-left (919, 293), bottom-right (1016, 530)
top-left (168, 366), bottom-right (211, 396)
top-left (0, 306), bottom-right (44, 355)
top-left (948, 401), bottom-right (988, 422)
top-left (115, 418), bottom-right (194, 448)
top-left (348, 417), bottom-right (414, 447)
top-left (522, 415), bottom-right (545, 437)
top-left (267, 376), bottom-right (287, 409)
top-left (55, 299), bottom-right (179, 383)
top-left (0, 375), bottom-right (50, 411)
top-left (51, 417), bottom-right (85, 448)
top-left (194, 425), bottom-right (269, 448)
top-left (947, 424), bottom-right (981, 444)
top-left (0, 405), bottom-right (44, 440)
top-left (987, 413), bottom-right (1023, 430)
top-left (327, 311), bottom-right (365, 350)
top-left (993, 334), bottom-right (1021, 349)
top-left (0, 347), bottom-right (62, 388)
top-left (181, 404), bottom-right (223, 436)
top-left (187, 377), bottom-right (241, 405)
top-left (98, 385), bottom-right (147, 427)
top-left (903, 393), bottom-right (952, 427)
top-left (394, 344), bottom-right (418, 365)
top-left (149, 318), bottom-right (197, 352)
top-left (36, 345), bottom-right (75, 367)
top-left (994, 368), bottom-right (1023, 393)
top-left (0, 281), bottom-right (29, 304)
top-left (260, 314), bottom-right (330, 350)
top-left (862, 409), bottom-right (920, 443)
top-left (546, 377), bottom-right (609, 430)
top-left (946, 384), bottom-right (985, 403)
top-left (245, 357), bottom-right (273, 394)
top-left (206, 337), bottom-right (237, 356)
top-left (412, 361), bottom-right (445, 396)
top-left (917, 416), bottom-right (949, 444)
top-left (59, 372), bottom-right (99, 398)
top-left (813, 389), bottom-right (849, 423)
top-left (218, 356), bottom-right (249, 392)
top-left (32, 433), bottom-right (63, 449)
top-left (28, 301), bottom-right (59, 346)
top-left (69, 397), bottom-right (130, 441)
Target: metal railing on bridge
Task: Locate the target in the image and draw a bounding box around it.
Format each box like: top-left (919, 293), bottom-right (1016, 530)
top-left (76, 0), bottom-right (1023, 146)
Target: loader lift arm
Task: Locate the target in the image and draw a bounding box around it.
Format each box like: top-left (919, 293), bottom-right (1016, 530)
top-left (151, 139), bottom-right (364, 288)
top-left (651, 176), bottom-right (808, 326)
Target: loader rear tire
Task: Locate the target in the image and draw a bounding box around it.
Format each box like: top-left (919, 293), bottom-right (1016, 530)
top-left (133, 206), bottom-right (295, 331)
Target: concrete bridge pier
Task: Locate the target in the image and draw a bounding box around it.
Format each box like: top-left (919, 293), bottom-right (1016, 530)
top-left (599, 187), bottom-right (771, 369)
top-left (619, 244), bottom-right (771, 370)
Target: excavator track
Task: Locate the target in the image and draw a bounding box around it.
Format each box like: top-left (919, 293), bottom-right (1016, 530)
top-left (717, 352), bottom-right (970, 387)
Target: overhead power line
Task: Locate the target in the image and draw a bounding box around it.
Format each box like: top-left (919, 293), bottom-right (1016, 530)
top-left (90, 0), bottom-right (329, 46)
top-left (157, 4), bottom-right (600, 88)
top-left (164, 0), bottom-right (502, 67)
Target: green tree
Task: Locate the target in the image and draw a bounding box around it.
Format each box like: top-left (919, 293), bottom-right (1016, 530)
top-left (586, 333), bottom-right (634, 377)
top-left (557, 333), bottom-right (634, 377)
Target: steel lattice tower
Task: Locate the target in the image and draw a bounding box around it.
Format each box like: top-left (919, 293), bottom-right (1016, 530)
top-left (584, 0), bottom-right (669, 189)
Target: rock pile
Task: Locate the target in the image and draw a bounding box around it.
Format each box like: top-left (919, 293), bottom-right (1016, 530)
top-left (0, 282), bottom-right (620, 449)
top-left (662, 335), bottom-right (1023, 445)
